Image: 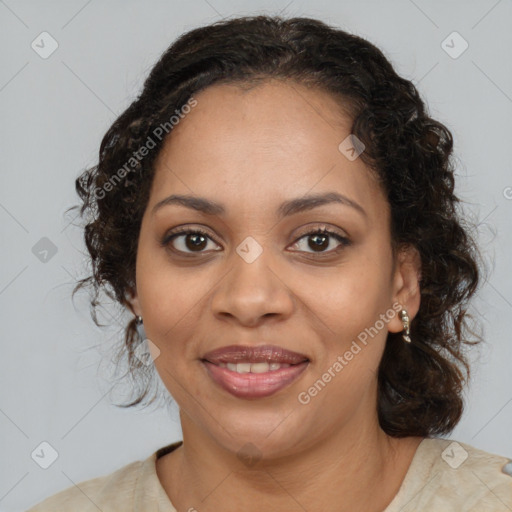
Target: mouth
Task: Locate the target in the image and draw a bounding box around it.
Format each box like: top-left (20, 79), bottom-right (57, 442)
top-left (201, 345), bottom-right (310, 399)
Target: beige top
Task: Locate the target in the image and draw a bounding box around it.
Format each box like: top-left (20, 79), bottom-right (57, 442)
top-left (27, 437), bottom-right (512, 511)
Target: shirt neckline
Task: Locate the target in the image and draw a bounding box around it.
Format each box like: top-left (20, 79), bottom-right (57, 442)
top-left (145, 437), bottom-right (435, 511)
top-left (382, 437), bottom-right (441, 511)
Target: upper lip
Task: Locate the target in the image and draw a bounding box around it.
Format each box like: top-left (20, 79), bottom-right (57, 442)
top-left (202, 345), bottom-right (309, 365)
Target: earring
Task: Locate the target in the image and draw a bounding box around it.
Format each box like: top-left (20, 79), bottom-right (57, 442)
top-left (135, 316), bottom-right (146, 342)
top-left (399, 309), bottom-right (412, 343)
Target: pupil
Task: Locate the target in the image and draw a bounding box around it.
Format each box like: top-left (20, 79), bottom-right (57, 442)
top-left (309, 234), bottom-right (328, 251)
top-left (183, 233), bottom-right (331, 252)
top-left (187, 233), bottom-right (207, 251)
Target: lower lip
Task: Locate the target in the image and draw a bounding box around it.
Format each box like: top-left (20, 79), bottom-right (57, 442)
top-left (202, 361), bottom-right (309, 399)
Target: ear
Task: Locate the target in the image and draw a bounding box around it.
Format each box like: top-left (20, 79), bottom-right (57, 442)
top-left (387, 244), bottom-right (422, 334)
top-left (125, 287), bottom-right (142, 318)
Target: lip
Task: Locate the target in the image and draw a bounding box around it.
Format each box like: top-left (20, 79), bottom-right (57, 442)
top-left (203, 360), bottom-right (309, 399)
top-left (202, 344), bottom-right (309, 365)
top-left (201, 344), bottom-right (310, 399)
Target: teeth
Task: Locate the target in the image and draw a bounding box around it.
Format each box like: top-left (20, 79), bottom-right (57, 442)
top-left (236, 362), bottom-right (251, 373)
top-left (220, 361), bottom-right (291, 373)
top-left (251, 362), bottom-right (270, 373)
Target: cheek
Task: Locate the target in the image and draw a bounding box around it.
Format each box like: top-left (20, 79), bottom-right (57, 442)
top-left (135, 247), bottom-right (194, 340)
top-left (300, 255), bottom-right (392, 339)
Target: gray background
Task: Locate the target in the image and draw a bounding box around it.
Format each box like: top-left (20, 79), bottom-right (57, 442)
top-left (1, 0), bottom-right (511, 510)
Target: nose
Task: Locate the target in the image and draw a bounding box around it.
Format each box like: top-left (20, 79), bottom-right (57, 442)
top-left (210, 245), bottom-right (295, 327)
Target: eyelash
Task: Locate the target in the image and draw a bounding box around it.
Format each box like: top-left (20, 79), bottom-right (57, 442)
top-left (161, 226), bottom-right (351, 257)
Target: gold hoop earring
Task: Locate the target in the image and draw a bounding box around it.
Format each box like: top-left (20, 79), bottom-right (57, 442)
top-left (399, 309), bottom-right (412, 343)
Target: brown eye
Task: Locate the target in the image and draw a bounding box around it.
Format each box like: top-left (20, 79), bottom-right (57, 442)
top-left (308, 232), bottom-right (330, 252)
top-left (291, 228), bottom-right (350, 254)
top-left (162, 228), bottom-right (221, 254)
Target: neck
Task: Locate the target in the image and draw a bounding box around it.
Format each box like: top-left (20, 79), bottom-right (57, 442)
top-left (157, 415), bottom-right (423, 512)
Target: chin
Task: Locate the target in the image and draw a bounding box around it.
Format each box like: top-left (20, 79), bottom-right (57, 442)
top-left (203, 405), bottom-right (312, 459)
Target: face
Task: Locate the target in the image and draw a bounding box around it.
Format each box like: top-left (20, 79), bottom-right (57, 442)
top-left (129, 80), bottom-right (420, 459)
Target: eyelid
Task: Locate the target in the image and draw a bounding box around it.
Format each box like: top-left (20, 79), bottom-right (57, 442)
top-left (293, 223), bottom-right (349, 240)
top-left (288, 226), bottom-right (351, 255)
top-left (161, 225), bottom-right (221, 248)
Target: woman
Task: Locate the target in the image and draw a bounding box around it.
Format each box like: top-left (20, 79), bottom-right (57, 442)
top-left (28, 15), bottom-right (512, 512)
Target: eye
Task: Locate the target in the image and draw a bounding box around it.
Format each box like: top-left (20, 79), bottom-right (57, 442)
top-left (161, 226), bottom-right (351, 256)
top-left (290, 227), bottom-right (351, 254)
top-left (161, 227), bottom-right (221, 254)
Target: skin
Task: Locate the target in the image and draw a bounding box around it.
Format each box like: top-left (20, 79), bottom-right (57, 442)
top-left (128, 79), bottom-right (423, 512)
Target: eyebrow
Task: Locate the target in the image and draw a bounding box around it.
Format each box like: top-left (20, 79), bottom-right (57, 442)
top-left (151, 192), bottom-right (367, 219)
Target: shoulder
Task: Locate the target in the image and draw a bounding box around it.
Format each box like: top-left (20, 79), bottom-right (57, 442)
top-left (25, 441), bottom-right (182, 512)
top-left (26, 459), bottom-right (145, 512)
top-left (388, 437), bottom-right (512, 512)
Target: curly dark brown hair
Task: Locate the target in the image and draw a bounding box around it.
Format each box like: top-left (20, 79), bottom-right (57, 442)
top-left (70, 15), bottom-right (483, 437)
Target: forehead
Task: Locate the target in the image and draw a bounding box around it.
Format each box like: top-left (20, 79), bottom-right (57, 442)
top-left (149, 80), bottom-right (386, 220)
